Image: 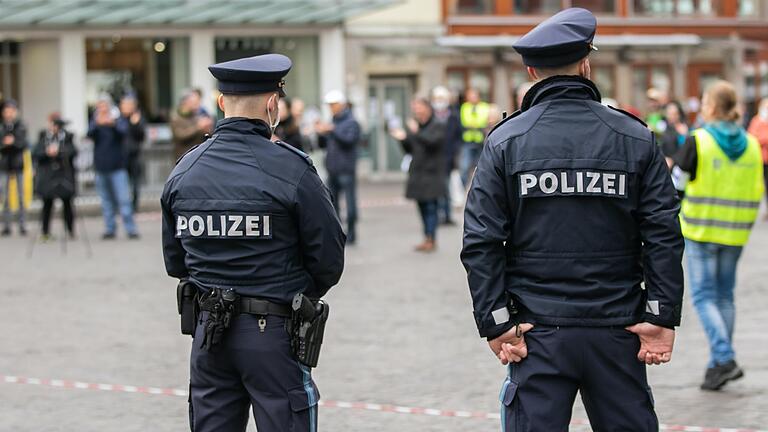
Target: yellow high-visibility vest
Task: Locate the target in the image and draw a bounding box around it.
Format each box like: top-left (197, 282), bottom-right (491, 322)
top-left (680, 128), bottom-right (764, 246)
top-left (460, 102), bottom-right (490, 144)
top-left (5, 150), bottom-right (34, 211)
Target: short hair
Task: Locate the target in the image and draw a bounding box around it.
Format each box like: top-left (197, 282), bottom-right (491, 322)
top-left (533, 55), bottom-right (587, 79)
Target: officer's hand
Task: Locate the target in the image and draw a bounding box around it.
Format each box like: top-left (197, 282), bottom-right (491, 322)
top-left (625, 323), bottom-right (675, 366)
top-left (488, 324), bottom-right (534, 365)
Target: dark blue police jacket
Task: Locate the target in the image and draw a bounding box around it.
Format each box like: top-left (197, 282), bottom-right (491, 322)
top-left (161, 117), bottom-right (346, 303)
top-left (461, 76), bottom-right (684, 339)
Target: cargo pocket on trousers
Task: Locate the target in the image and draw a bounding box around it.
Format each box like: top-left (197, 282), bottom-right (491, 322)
top-left (499, 379), bottom-right (520, 432)
top-left (288, 382), bottom-right (320, 412)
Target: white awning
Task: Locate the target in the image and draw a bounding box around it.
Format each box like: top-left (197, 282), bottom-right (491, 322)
top-left (436, 34), bottom-right (702, 49)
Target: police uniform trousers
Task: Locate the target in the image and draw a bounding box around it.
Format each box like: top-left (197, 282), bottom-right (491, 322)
top-left (190, 312), bottom-right (320, 432)
top-left (499, 326), bottom-right (657, 432)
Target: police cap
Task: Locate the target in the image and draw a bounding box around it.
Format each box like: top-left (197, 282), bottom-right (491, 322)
top-left (512, 8), bottom-right (598, 68)
top-left (208, 53), bottom-right (292, 96)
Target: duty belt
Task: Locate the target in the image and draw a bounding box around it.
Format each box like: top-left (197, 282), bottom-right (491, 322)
top-left (236, 297), bottom-right (292, 317)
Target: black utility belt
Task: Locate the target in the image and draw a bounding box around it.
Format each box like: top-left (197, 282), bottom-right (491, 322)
top-left (199, 295), bottom-right (292, 318)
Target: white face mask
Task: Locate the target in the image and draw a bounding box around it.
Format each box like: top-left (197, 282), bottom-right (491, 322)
top-left (759, 107), bottom-right (768, 121)
top-left (433, 101), bottom-right (449, 111)
top-left (266, 93), bottom-right (280, 132)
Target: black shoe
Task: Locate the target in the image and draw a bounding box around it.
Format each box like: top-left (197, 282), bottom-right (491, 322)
top-left (440, 219), bottom-right (456, 226)
top-left (701, 360), bottom-right (744, 391)
top-left (101, 232), bottom-right (116, 240)
top-left (18, 227), bottom-right (27, 236)
top-left (127, 232), bottom-right (141, 240)
top-left (1, 227), bottom-right (10, 236)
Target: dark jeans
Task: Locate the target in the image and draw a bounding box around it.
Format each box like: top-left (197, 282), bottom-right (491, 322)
top-left (500, 326), bottom-right (657, 431)
top-left (438, 176), bottom-right (452, 222)
top-left (41, 197), bottom-right (74, 236)
top-left (128, 157), bottom-right (142, 212)
top-left (328, 173), bottom-right (357, 242)
top-left (417, 200), bottom-right (438, 239)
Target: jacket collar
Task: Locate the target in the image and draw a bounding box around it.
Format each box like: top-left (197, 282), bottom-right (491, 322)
top-left (521, 75), bottom-right (602, 112)
top-left (214, 117), bottom-right (272, 139)
top-left (333, 108), bottom-right (352, 122)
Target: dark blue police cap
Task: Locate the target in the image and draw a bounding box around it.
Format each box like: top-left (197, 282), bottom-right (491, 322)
top-left (208, 53), bottom-right (292, 96)
top-left (513, 8), bottom-right (598, 68)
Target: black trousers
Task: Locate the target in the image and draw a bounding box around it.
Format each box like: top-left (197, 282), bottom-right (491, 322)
top-left (500, 326), bottom-right (658, 432)
top-left (189, 313), bottom-right (319, 432)
top-left (41, 197), bottom-right (74, 236)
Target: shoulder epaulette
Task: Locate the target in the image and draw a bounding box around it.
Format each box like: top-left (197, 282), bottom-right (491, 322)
top-left (274, 139), bottom-right (313, 166)
top-left (488, 110), bottom-right (522, 136)
top-left (175, 134), bottom-right (218, 165)
top-left (608, 106), bottom-right (647, 127)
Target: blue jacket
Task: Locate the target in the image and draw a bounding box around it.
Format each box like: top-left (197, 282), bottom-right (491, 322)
top-left (319, 108), bottom-right (360, 175)
top-left (161, 117), bottom-right (346, 302)
top-left (461, 76), bottom-right (684, 339)
top-left (88, 120), bottom-right (126, 173)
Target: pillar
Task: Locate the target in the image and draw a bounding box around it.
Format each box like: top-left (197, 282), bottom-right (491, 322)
top-left (59, 33), bottom-right (87, 137)
top-left (319, 27), bottom-right (346, 100)
top-left (189, 31), bottom-right (216, 116)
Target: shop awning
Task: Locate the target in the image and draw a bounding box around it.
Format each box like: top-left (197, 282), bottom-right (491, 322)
top-left (437, 34), bottom-right (703, 48)
top-left (0, 0), bottom-right (398, 26)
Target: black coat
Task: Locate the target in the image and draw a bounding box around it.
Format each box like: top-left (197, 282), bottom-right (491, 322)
top-left (0, 120), bottom-right (28, 172)
top-left (402, 115), bottom-right (445, 201)
top-left (33, 130), bottom-right (77, 199)
top-left (162, 118), bottom-right (345, 302)
top-left (461, 76), bottom-right (684, 339)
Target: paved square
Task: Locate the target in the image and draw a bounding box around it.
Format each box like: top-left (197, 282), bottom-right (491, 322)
top-left (0, 182), bottom-right (766, 431)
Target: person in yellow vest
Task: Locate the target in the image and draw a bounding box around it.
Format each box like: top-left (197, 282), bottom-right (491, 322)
top-left (672, 80), bottom-right (764, 391)
top-left (0, 99), bottom-right (29, 236)
top-left (458, 88), bottom-right (490, 187)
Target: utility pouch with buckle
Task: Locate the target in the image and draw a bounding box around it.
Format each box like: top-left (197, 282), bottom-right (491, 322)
top-left (176, 280), bottom-right (199, 336)
top-left (288, 293), bottom-right (330, 368)
top-left (198, 288), bottom-right (238, 351)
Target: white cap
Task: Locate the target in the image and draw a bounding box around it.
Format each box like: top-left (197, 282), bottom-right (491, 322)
top-left (431, 86), bottom-right (451, 101)
top-left (324, 90), bottom-right (347, 105)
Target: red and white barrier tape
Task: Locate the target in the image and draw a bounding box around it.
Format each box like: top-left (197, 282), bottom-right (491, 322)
top-left (1, 374), bottom-right (763, 432)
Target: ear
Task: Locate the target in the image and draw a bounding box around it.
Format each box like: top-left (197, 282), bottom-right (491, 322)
top-left (217, 94), bottom-right (225, 112)
top-left (526, 66), bottom-right (538, 81)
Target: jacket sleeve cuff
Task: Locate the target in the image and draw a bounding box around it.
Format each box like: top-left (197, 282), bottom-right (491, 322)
top-left (481, 321), bottom-right (516, 340)
top-left (643, 303), bottom-right (681, 328)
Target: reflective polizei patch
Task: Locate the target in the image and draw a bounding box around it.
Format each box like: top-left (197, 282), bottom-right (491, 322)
top-left (646, 300), bottom-right (660, 316)
top-left (492, 307), bottom-right (510, 325)
top-left (175, 213), bottom-right (272, 239)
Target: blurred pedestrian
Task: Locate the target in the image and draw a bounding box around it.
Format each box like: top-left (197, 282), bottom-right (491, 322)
top-left (431, 86), bottom-right (462, 225)
top-left (118, 94), bottom-right (146, 212)
top-left (171, 90), bottom-right (214, 160)
top-left (0, 99), bottom-right (28, 236)
top-left (390, 97), bottom-right (445, 252)
top-left (459, 88), bottom-right (490, 187)
top-left (87, 96), bottom-right (139, 240)
top-left (33, 113), bottom-right (77, 240)
top-left (661, 101), bottom-right (690, 196)
top-left (673, 80), bottom-right (764, 391)
top-left (316, 90), bottom-right (361, 244)
top-left (646, 88), bottom-right (669, 135)
top-left (747, 97), bottom-right (768, 218)
top-left (274, 98), bottom-right (305, 151)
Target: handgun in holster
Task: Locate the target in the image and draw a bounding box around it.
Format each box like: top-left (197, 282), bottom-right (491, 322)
top-left (176, 280), bottom-right (199, 336)
top-left (288, 293), bottom-right (330, 368)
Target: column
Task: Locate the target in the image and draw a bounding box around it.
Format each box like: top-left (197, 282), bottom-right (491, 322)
top-left (492, 53), bottom-right (511, 112)
top-left (319, 27), bottom-right (346, 99)
top-left (20, 39), bottom-right (62, 137)
top-left (189, 31), bottom-right (216, 116)
top-left (59, 33), bottom-right (87, 137)
top-left (673, 47), bottom-right (689, 102)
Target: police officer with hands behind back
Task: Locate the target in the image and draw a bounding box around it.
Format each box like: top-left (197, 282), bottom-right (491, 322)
top-left (460, 8), bottom-right (684, 431)
top-left (162, 53), bottom-right (345, 432)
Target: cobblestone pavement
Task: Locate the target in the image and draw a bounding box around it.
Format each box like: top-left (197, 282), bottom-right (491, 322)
top-left (0, 182), bottom-right (766, 431)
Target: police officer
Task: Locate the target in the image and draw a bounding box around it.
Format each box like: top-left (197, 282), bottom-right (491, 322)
top-left (460, 9), bottom-right (684, 431)
top-left (161, 53), bottom-right (345, 432)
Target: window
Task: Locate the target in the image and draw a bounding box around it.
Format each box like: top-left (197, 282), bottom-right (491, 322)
top-left (450, 0), bottom-right (494, 14)
top-left (634, 0), bottom-right (720, 16)
top-left (515, 0), bottom-right (562, 14)
top-left (0, 41), bottom-right (20, 103)
top-left (571, 0), bottom-right (616, 13)
top-left (738, 0), bottom-right (760, 16)
top-left (446, 67), bottom-right (493, 102)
